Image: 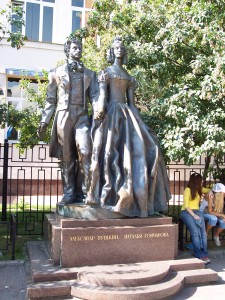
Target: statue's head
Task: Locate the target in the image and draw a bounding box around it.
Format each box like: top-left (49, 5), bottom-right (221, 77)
top-left (64, 37), bottom-right (83, 58)
top-left (107, 36), bottom-right (127, 64)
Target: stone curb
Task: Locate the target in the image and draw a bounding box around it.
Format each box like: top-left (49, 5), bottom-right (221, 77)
top-left (0, 259), bottom-right (25, 267)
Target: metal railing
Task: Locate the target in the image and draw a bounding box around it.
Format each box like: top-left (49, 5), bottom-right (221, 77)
top-left (0, 140), bottom-right (62, 235)
top-left (0, 139), bottom-right (225, 251)
top-left (0, 213), bottom-right (16, 260)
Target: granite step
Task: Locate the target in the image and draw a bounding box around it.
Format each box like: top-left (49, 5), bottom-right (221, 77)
top-left (71, 269), bottom-right (218, 300)
top-left (27, 241), bottom-right (79, 282)
top-left (27, 241), bottom-right (218, 300)
top-left (27, 240), bottom-right (205, 284)
top-left (76, 258), bottom-right (206, 287)
top-left (27, 260), bottom-right (218, 299)
top-left (27, 280), bottom-right (76, 299)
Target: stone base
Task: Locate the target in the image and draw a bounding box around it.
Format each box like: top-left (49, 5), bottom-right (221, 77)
top-left (45, 213), bottom-right (178, 267)
top-left (27, 241), bottom-right (218, 300)
top-left (30, 214), bottom-right (219, 300)
top-left (56, 202), bottom-right (126, 219)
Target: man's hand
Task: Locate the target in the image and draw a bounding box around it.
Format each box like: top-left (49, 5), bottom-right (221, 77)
top-left (37, 122), bottom-right (48, 140)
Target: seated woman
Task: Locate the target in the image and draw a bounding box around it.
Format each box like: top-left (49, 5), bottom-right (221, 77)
top-left (200, 183), bottom-right (225, 246)
top-left (180, 173), bottom-right (211, 263)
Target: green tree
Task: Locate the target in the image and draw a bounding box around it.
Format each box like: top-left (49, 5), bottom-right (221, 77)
top-left (18, 73), bottom-right (52, 149)
top-left (1, 0), bottom-right (225, 181)
top-left (83, 0), bottom-right (225, 181)
top-left (0, 2), bottom-right (27, 49)
top-left (0, 2), bottom-right (29, 148)
top-left (0, 72), bottom-right (50, 150)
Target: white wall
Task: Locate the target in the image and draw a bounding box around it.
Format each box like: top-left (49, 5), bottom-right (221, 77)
top-left (0, 39), bottom-right (64, 71)
top-left (0, 0), bottom-right (92, 142)
top-left (0, 39), bottom-right (65, 143)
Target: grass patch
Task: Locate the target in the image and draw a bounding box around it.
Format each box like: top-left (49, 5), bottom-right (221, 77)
top-left (0, 211), bottom-right (51, 260)
top-left (0, 204), bottom-right (56, 211)
top-left (0, 233), bottom-right (43, 260)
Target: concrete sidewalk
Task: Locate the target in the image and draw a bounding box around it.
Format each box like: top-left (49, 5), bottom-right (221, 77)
top-left (0, 247), bottom-right (225, 300)
top-left (0, 260), bottom-right (27, 300)
top-left (170, 247), bottom-right (225, 299)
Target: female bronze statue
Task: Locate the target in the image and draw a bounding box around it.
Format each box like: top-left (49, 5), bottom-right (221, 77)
top-left (86, 37), bottom-right (171, 217)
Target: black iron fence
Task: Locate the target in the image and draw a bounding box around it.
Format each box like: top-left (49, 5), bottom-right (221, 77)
top-left (0, 140), bottom-right (225, 249)
top-left (0, 213), bottom-right (16, 260)
top-left (0, 140), bottom-right (62, 236)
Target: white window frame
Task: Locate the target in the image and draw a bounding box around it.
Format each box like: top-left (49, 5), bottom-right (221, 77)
top-left (71, 0), bottom-right (93, 32)
top-left (6, 75), bottom-right (40, 141)
top-left (22, 0), bottom-right (55, 42)
top-left (11, 0), bottom-right (25, 34)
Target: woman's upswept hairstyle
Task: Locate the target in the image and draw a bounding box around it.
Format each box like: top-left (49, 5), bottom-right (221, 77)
top-left (107, 36), bottom-right (127, 64)
top-left (187, 172), bottom-right (203, 200)
top-left (64, 37), bottom-right (82, 58)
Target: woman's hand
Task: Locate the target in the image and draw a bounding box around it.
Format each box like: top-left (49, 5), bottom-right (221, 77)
top-left (193, 214), bottom-right (200, 220)
top-left (186, 207), bottom-right (200, 220)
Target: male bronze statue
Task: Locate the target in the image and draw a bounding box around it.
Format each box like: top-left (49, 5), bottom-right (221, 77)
top-left (38, 37), bottom-right (98, 204)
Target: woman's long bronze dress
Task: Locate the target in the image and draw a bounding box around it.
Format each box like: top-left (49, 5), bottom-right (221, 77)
top-left (87, 68), bottom-right (171, 217)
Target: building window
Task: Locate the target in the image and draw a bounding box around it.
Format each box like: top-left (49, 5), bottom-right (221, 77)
top-left (6, 99), bottom-right (19, 140)
top-left (71, 0), bottom-right (93, 32)
top-left (72, 11), bottom-right (82, 32)
top-left (7, 77), bottom-right (39, 99)
top-left (7, 124), bottom-right (19, 141)
top-left (11, 1), bottom-right (23, 34)
top-left (72, 0), bottom-right (84, 7)
top-left (6, 76), bottom-right (42, 141)
top-left (25, 2), bottom-right (40, 41)
top-left (25, 0), bottom-right (54, 42)
top-left (72, 0), bottom-right (92, 8)
top-left (7, 77), bottom-right (22, 98)
top-left (42, 6), bottom-right (53, 42)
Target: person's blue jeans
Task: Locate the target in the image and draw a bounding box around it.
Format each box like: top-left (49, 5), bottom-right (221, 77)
top-left (217, 218), bottom-right (225, 229)
top-left (180, 210), bottom-right (208, 259)
top-left (203, 213), bottom-right (217, 227)
top-left (203, 213), bottom-right (225, 229)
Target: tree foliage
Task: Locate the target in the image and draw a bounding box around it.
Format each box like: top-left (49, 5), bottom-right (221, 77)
top-left (18, 73), bottom-right (52, 149)
top-left (1, 0), bottom-right (225, 180)
top-left (0, 72), bottom-right (50, 150)
top-left (83, 0), bottom-right (225, 180)
top-left (0, 3), bottom-right (27, 49)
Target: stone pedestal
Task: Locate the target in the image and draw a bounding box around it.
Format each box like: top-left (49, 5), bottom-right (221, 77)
top-left (45, 213), bottom-right (178, 268)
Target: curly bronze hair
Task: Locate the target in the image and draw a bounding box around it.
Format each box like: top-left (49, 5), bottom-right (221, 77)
top-left (64, 37), bottom-right (82, 58)
top-left (107, 36), bottom-right (127, 64)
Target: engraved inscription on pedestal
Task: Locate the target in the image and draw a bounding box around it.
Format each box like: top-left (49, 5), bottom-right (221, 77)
top-left (45, 214), bottom-right (178, 268)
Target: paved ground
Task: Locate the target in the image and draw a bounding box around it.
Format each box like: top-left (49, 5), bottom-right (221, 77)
top-left (170, 247), bottom-right (225, 300)
top-left (1, 246), bottom-right (225, 300)
top-left (0, 260), bottom-right (27, 300)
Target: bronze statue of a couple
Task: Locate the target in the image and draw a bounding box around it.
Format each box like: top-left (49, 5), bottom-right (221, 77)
top-left (38, 36), bottom-right (171, 218)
